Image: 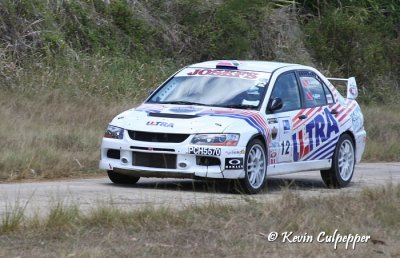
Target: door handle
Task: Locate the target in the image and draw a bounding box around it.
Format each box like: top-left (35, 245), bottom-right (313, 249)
top-left (299, 114), bottom-right (307, 119)
top-left (330, 109), bottom-right (338, 115)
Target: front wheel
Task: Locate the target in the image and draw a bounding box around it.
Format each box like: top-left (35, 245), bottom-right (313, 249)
top-left (238, 139), bottom-right (267, 194)
top-left (320, 134), bottom-right (355, 188)
top-left (107, 170), bottom-right (140, 184)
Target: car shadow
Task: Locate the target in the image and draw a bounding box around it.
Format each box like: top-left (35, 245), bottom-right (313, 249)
top-left (103, 176), bottom-right (327, 195)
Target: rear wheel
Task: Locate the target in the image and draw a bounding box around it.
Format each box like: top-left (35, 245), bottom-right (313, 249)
top-left (238, 139), bottom-right (267, 194)
top-left (320, 134), bottom-right (355, 188)
top-left (107, 170), bottom-right (140, 184)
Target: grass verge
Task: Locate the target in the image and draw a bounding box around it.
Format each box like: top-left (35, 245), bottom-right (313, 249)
top-left (0, 184), bottom-right (399, 257)
top-left (362, 105), bottom-right (400, 161)
top-left (0, 88), bottom-right (398, 181)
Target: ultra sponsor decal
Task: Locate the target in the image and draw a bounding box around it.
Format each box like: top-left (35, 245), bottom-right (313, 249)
top-left (225, 158), bottom-right (244, 170)
top-left (292, 107), bottom-right (339, 161)
top-left (188, 146), bottom-right (221, 156)
top-left (146, 121), bottom-right (174, 127)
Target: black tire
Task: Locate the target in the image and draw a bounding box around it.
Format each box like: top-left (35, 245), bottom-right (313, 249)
top-left (107, 170), bottom-right (140, 184)
top-left (237, 139), bottom-right (267, 194)
top-left (320, 134), bottom-right (355, 188)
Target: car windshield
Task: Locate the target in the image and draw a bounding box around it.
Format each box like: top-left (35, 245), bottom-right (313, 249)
top-left (147, 68), bottom-right (271, 109)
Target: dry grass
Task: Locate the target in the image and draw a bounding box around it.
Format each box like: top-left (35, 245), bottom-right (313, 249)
top-left (0, 91), bottom-right (133, 180)
top-left (0, 56), bottom-right (178, 181)
top-left (0, 91), bottom-right (398, 181)
top-left (0, 184), bottom-right (399, 257)
top-left (362, 105), bottom-right (400, 161)
top-left (0, 53), bottom-right (397, 181)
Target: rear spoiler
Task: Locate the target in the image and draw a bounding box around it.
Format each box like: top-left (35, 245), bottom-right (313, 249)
top-left (327, 77), bottom-right (358, 100)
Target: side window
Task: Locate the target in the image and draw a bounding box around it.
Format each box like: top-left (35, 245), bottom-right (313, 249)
top-left (270, 72), bottom-right (301, 112)
top-left (324, 84), bottom-right (334, 104)
top-left (298, 71), bottom-right (327, 107)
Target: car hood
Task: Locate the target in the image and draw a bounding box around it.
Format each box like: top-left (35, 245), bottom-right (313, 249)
top-left (110, 103), bottom-right (257, 134)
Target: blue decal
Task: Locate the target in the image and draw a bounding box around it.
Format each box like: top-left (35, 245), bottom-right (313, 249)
top-left (293, 107), bottom-right (339, 161)
top-left (283, 120), bottom-right (290, 132)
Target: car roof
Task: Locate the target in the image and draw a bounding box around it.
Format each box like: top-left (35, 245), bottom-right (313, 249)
top-left (187, 60), bottom-right (308, 73)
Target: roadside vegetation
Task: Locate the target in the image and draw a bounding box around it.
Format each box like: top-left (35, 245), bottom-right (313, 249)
top-left (0, 0), bottom-right (399, 180)
top-left (0, 184), bottom-right (399, 257)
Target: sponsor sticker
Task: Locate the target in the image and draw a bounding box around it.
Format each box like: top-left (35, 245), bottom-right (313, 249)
top-left (188, 146), bottom-right (221, 156)
top-left (271, 127), bottom-right (278, 140)
top-left (225, 158), bottom-right (244, 170)
top-left (313, 93), bottom-right (321, 99)
top-left (146, 121), bottom-right (174, 127)
top-left (186, 68), bottom-right (259, 80)
top-left (225, 149), bottom-right (246, 155)
top-left (268, 118), bottom-right (278, 124)
top-left (283, 120), bottom-right (290, 132)
top-left (270, 151), bottom-right (277, 164)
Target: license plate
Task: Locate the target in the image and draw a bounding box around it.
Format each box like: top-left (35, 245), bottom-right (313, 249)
top-left (188, 146), bottom-right (221, 156)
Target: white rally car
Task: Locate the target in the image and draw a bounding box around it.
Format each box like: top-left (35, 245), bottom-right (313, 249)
top-left (100, 60), bottom-right (366, 194)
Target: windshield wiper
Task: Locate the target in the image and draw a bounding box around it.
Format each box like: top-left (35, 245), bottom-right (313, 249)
top-left (159, 101), bottom-right (209, 106)
top-left (219, 104), bottom-right (258, 110)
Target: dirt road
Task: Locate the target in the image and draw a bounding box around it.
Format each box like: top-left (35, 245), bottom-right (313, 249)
top-left (1, 163), bottom-right (399, 217)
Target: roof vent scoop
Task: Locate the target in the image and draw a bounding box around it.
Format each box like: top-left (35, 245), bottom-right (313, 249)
top-left (216, 60), bottom-right (240, 70)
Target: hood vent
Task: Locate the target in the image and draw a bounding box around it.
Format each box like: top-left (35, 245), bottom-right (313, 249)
top-left (148, 112), bottom-right (199, 119)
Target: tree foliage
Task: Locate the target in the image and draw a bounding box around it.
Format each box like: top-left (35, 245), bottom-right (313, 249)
top-left (299, 0), bottom-right (400, 103)
top-left (0, 0), bottom-right (398, 103)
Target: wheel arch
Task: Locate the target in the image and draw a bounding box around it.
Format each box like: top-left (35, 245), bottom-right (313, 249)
top-left (341, 130), bottom-right (356, 147)
top-left (248, 133), bottom-right (267, 148)
top-left (247, 133), bottom-right (269, 158)
top-left (239, 134), bottom-right (268, 194)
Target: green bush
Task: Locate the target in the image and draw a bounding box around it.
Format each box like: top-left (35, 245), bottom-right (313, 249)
top-left (301, 0), bottom-right (400, 103)
top-left (0, 0), bottom-right (399, 103)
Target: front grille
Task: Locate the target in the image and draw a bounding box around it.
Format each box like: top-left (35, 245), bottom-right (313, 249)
top-left (128, 130), bottom-right (190, 143)
top-left (133, 152), bottom-right (177, 169)
top-left (130, 146), bottom-right (175, 152)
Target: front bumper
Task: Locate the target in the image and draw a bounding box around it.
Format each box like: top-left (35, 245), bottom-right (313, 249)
top-left (99, 136), bottom-right (247, 179)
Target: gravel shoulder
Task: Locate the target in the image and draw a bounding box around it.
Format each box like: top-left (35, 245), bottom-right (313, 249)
top-left (0, 163), bottom-right (399, 217)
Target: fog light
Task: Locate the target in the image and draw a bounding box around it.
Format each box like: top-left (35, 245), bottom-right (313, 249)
top-left (178, 162), bottom-right (187, 168)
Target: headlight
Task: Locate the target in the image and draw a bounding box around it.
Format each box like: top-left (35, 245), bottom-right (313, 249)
top-left (191, 134), bottom-right (239, 146)
top-left (104, 125), bottom-right (124, 139)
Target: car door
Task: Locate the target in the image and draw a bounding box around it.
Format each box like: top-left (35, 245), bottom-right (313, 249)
top-left (266, 72), bottom-right (302, 164)
top-left (292, 70), bottom-right (338, 162)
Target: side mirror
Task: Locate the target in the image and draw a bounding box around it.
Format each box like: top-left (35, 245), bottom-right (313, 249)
top-left (268, 97), bottom-right (283, 112)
